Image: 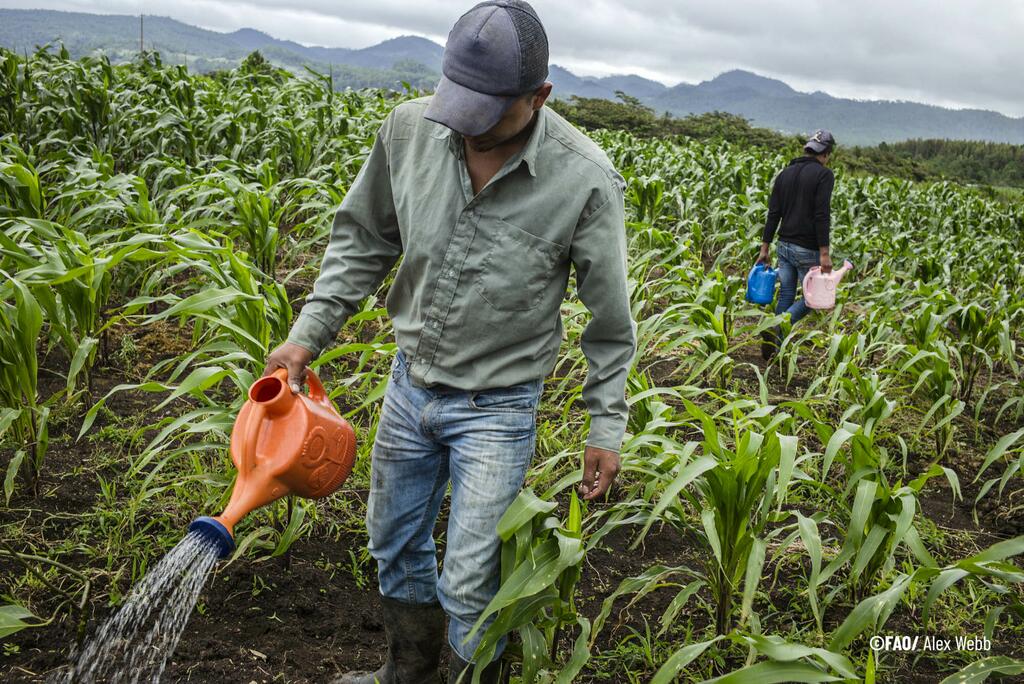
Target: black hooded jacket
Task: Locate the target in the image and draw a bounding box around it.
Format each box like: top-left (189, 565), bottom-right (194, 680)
top-left (762, 156), bottom-right (835, 250)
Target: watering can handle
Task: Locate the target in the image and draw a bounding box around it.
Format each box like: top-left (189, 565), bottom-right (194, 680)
top-left (269, 366), bottom-right (335, 414)
top-left (304, 370), bottom-right (335, 413)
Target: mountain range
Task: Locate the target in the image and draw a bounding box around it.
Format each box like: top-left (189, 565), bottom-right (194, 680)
top-left (3, 8), bottom-right (1024, 145)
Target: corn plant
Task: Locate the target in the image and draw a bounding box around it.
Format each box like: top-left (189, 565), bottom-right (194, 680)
top-left (629, 401), bottom-right (800, 635)
top-left (0, 274), bottom-right (48, 497)
top-left (465, 488), bottom-right (589, 684)
top-left (795, 465), bottom-right (953, 614)
top-left (951, 302), bottom-right (1016, 403)
top-left (828, 536), bottom-right (1024, 654)
top-left (898, 340), bottom-right (964, 456)
top-left (974, 428), bottom-right (1024, 521)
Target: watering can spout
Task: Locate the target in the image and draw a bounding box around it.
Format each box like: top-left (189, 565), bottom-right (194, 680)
top-left (833, 259), bottom-right (854, 283)
top-left (189, 516), bottom-right (235, 559)
top-left (188, 368), bottom-right (357, 560)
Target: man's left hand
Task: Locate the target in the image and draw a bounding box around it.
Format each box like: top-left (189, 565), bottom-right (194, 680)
top-left (579, 445), bottom-right (620, 500)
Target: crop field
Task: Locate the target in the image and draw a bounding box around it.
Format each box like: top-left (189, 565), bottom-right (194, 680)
top-left (3, 49), bottom-right (1024, 683)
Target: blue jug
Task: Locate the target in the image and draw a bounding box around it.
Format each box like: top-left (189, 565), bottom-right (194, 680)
top-left (746, 263), bottom-right (777, 305)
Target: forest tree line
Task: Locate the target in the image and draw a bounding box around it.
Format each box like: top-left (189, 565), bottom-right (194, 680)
top-left (550, 94), bottom-right (1024, 191)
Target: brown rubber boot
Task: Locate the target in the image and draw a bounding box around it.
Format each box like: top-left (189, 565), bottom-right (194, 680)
top-left (334, 597), bottom-right (444, 684)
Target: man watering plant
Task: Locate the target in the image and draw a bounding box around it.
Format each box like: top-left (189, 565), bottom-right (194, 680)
top-left (262, 1), bottom-right (636, 682)
top-left (757, 129), bottom-right (837, 360)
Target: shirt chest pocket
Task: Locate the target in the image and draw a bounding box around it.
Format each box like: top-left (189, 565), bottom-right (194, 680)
top-left (474, 218), bottom-right (564, 312)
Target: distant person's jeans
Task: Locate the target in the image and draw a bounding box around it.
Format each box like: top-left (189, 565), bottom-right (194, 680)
top-left (775, 240), bottom-right (822, 325)
top-left (366, 348), bottom-right (543, 663)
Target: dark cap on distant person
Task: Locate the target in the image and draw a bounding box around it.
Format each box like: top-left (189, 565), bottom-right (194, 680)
top-left (424, 0), bottom-right (549, 136)
top-left (805, 129), bottom-right (836, 154)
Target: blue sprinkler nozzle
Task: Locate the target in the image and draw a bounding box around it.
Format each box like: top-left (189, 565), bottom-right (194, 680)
top-left (188, 516), bottom-right (235, 559)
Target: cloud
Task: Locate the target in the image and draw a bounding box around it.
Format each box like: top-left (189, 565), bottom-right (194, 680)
top-left (2, 0), bottom-right (1021, 116)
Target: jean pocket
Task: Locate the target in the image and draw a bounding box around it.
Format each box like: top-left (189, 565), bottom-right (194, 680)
top-left (468, 383), bottom-right (539, 413)
top-left (391, 349), bottom-right (409, 382)
top-left (474, 219), bottom-right (563, 312)
top-left (786, 243), bottom-right (820, 267)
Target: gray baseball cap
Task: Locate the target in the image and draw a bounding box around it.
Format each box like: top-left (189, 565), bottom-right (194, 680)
top-left (805, 129), bottom-right (836, 154)
top-left (424, 0), bottom-right (549, 136)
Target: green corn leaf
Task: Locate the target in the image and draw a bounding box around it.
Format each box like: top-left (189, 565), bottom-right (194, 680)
top-left (974, 428), bottom-right (1024, 480)
top-left (0, 603), bottom-right (47, 638)
top-left (590, 564), bottom-right (691, 640)
top-left (740, 537), bottom-right (767, 626)
top-left (703, 661), bottom-right (843, 683)
top-left (4, 449), bottom-right (26, 505)
top-left (848, 479), bottom-right (877, 545)
top-left (225, 525), bottom-right (276, 565)
top-left (631, 448), bottom-right (712, 548)
top-left (150, 286), bottom-right (261, 322)
top-left (155, 366), bottom-right (233, 410)
top-left (822, 426), bottom-right (856, 482)
top-left (270, 498), bottom-right (308, 558)
top-left (701, 507), bottom-right (724, 569)
top-left (829, 573), bottom-right (912, 651)
top-left (0, 408), bottom-right (20, 438)
top-left (651, 636), bottom-right (724, 684)
top-left (496, 488), bottom-right (557, 541)
top-left (735, 634), bottom-right (857, 679)
top-left (467, 532), bottom-right (582, 641)
top-left (851, 525), bottom-right (887, 577)
top-left (66, 336), bottom-right (98, 394)
top-left (938, 656), bottom-right (1024, 684)
top-left (795, 512), bottom-right (824, 631)
top-left (923, 568), bottom-right (969, 623)
top-left (554, 617), bottom-right (592, 684)
top-left (518, 622), bottom-right (548, 684)
top-left (965, 536), bottom-right (1024, 564)
top-left (775, 434), bottom-right (798, 509)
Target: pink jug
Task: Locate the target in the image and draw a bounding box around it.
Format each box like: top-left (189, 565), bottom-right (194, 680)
top-left (803, 260), bottom-right (854, 310)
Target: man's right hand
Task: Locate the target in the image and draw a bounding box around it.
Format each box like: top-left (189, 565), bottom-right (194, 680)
top-left (263, 342), bottom-right (314, 393)
top-left (756, 242), bottom-right (771, 266)
top-left (819, 250), bottom-right (833, 275)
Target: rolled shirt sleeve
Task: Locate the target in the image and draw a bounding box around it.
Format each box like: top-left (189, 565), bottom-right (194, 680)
top-left (569, 173), bottom-right (637, 453)
top-left (287, 113), bottom-right (403, 358)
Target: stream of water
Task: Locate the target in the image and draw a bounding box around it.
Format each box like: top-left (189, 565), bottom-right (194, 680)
top-left (53, 531), bottom-right (221, 684)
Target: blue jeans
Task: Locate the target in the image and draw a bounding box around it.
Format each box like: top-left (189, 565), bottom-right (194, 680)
top-left (366, 348), bottom-right (543, 663)
top-left (775, 240), bottom-right (821, 325)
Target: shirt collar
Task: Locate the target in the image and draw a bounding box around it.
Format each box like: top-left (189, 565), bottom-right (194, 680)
top-left (518, 108), bottom-right (546, 178)
top-left (431, 107), bottom-right (547, 178)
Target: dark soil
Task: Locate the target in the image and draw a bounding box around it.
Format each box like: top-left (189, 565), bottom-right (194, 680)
top-left (3, 509), bottom-right (696, 683)
top-left (3, 327), bottom-right (1023, 683)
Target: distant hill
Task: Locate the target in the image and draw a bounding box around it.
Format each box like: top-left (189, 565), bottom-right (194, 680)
top-left (645, 70), bottom-right (1024, 147)
top-left (0, 9), bottom-right (443, 90)
top-left (3, 8), bottom-right (1024, 145)
top-left (224, 29), bottom-right (443, 72)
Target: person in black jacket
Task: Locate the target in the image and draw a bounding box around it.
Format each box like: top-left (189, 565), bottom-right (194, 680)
top-left (757, 129), bottom-right (836, 359)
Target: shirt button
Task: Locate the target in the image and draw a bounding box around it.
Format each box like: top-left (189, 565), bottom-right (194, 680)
top-left (447, 270), bottom-right (455, 278)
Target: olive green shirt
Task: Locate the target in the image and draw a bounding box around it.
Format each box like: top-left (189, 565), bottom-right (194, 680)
top-left (288, 97), bottom-right (636, 452)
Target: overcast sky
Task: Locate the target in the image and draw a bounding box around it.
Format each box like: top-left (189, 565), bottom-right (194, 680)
top-left (4, 0), bottom-right (1022, 117)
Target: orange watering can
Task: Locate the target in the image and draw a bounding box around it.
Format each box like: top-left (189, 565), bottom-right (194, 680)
top-left (189, 368), bottom-right (356, 558)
